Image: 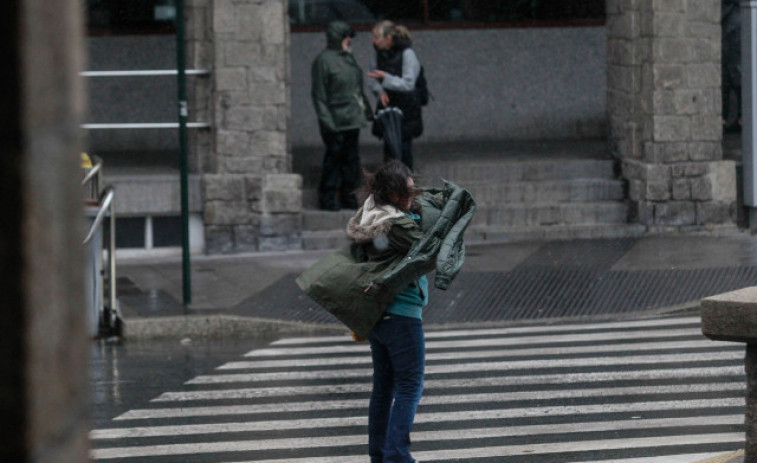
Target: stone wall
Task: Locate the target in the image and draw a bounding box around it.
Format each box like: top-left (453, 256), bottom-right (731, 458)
top-left (607, 0), bottom-right (736, 228)
top-left (189, 0), bottom-right (302, 253)
top-left (1, 0), bottom-right (89, 462)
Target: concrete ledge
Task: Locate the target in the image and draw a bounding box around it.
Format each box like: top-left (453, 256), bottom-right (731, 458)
top-left (692, 449), bottom-right (743, 463)
top-left (702, 286), bottom-right (757, 343)
top-left (122, 314), bottom-right (345, 340)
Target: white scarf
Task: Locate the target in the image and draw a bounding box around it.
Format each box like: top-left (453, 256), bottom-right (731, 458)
top-left (359, 194), bottom-right (404, 227)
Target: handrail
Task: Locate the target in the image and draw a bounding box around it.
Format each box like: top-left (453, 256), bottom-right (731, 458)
top-left (81, 160), bottom-right (102, 186)
top-left (83, 186), bottom-right (114, 245)
top-left (80, 69), bottom-right (210, 77)
top-left (81, 122), bottom-right (210, 130)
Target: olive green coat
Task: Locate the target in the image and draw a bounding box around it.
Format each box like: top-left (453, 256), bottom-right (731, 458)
top-left (311, 21), bottom-right (371, 133)
top-left (296, 181), bottom-right (476, 338)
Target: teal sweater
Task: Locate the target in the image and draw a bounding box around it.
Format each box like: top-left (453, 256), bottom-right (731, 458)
top-left (385, 211), bottom-right (428, 319)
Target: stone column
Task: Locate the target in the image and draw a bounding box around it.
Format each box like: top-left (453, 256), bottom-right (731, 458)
top-left (702, 287), bottom-right (757, 461)
top-left (607, 0), bottom-right (738, 229)
top-left (190, 0), bottom-right (302, 253)
top-left (1, 0), bottom-right (89, 462)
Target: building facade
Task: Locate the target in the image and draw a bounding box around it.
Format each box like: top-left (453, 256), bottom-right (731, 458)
top-left (84, 0), bottom-right (737, 254)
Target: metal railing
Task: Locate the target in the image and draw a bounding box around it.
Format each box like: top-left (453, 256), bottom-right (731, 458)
top-left (83, 156), bottom-right (120, 338)
top-left (79, 69), bottom-right (211, 130)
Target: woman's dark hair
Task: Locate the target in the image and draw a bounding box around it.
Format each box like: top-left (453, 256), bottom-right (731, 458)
top-left (361, 160), bottom-right (418, 209)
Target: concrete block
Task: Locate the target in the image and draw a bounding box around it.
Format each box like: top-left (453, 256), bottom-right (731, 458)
top-left (646, 179), bottom-right (671, 200)
top-left (258, 235), bottom-right (303, 252)
top-left (653, 38), bottom-right (691, 64)
top-left (264, 189), bottom-right (301, 214)
top-left (219, 155), bottom-right (264, 174)
top-left (244, 175), bottom-right (264, 202)
top-left (653, 116), bottom-right (690, 141)
top-left (696, 201), bottom-right (736, 225)
top-left (691, 115), bottom-right (722, 141)
top-left (215, 67), bottom-right (247, 91)
top-left (689, 141), bottom-right (722, 161)
top-left (260, 214), bottom-right (302, 236)
top-left (205, 225), bottom-right (235, 254)
top-left (215, 130), bottom-right (251, 157)
top-left (653, 201), bottom-right (696, 225)
top-left (652, 12), bottom-right (685, 37)
top-left (687, 63), bottom-right (720, 88)
top-left (691, 176), bottom-right (713, 201)
top-left (685, 0), bottom-right (720, 24)
top-left (265, 173), bottom-right (302, 190)
top-left (232, 225), bottom-right (259, 252)
top-left (672, 178), bottom-right (691, 199)
top-left (204, 200), bottom-right (255, 225)
top-left (653, 64), bottom-right (685, 89)
top-left (701, 286), bottom-right (757, 343)
top-left (708, 160), bottom-right (737, 202)
top-left (203, 174), bottom-right (244, 201)
top-left (224, 105), bottom-right (265, 131)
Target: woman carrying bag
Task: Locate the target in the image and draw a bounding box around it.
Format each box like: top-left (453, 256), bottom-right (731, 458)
top-left (296, 160), bottom-right (475, 463)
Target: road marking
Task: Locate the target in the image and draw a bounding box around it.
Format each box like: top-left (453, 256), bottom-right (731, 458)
top-left (91, 432), bottom-right (742, 460)
top-left (244, 327), bottom-right (704, 357)
top-left (153, 365), bottom-right (745, 402)
top-left (116, 382), bottom-right (745, 420)
top-left (268, 316), bottom-right (702, 346)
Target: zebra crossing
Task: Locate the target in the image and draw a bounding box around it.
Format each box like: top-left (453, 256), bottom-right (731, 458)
top-left (90, 315), bottom-right (747, 462)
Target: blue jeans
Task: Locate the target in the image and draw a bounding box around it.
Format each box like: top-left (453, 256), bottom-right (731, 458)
top-left (368, 314), bottom-right (425, 463)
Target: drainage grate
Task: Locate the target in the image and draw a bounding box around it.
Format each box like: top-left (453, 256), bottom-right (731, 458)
top-left (230, 266), bottom-right (757, 325)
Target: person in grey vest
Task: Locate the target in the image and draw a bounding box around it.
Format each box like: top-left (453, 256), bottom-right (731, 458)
top-left (367, 21), bottom-right (423, 170)
top-left (722, 0), bottom-right (741, 132)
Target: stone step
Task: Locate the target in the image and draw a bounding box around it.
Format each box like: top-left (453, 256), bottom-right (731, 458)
top-left (302, 201), bottom-right (630, 234)
top-left (302, 224), bottom-right (647, 251)
top-left (297, 158), bottom-right (618, 189)
top-left (417, 159), bottom-right (617, 184)
top-left (472, 201), bottom-right (630, 228)
top-left (301, 178), bottom-right (625, 208)
top-left (466, 223), bottom-right (648, 244)
top-left (301, 230), bottom-right (348, 251)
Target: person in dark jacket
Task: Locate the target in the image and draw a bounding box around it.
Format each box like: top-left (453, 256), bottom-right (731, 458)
top-left (367, 21), bottom-right (423, 170)
top-left (311, 21), bottom-right (371, 210)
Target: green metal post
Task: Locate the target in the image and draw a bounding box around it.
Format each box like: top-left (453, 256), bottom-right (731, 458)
top-left (175, 0), bottom-right (192, 305)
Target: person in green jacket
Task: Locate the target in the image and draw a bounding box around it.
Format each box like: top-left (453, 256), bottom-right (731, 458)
top-left (353, 160), bottom-right (427, 463)
top-left (296, 162), bottom-right (476, 462)
top-left (311, 21), bottom-right (371, 211)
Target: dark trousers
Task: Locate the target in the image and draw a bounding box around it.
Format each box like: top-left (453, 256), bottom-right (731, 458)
top-left (319, 128), bottom-right (361, 210)
top-left (368, 314), bottom-right (424, 463)
top-left (383, 138), bottom-right (413, 171)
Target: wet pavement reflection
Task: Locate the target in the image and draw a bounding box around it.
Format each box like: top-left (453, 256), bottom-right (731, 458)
top-left (89, 335), bottom-right (279, 429)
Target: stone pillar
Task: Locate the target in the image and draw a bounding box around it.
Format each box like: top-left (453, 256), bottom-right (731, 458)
top-left (189, 0), bottom-right (302, 253)
top-left (1, 0), bottom-right (89, 462)
top-left (702, 286), bottom-right (757, 461)
top-left (607, 0), bottom-right (738, 229)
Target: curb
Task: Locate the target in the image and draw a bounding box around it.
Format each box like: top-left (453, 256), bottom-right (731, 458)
top-left (692, 450), bottom-right (744, 463)
top-left (121, 314), bottom-right (346, 341)
top-left (117, 302), bottom-right (703, 341)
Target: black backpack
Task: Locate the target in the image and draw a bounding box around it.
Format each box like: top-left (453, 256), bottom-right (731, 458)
top-left (416, 66), bottom-right (431, 106)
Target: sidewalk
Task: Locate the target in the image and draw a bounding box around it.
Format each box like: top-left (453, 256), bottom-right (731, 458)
top-left (116, 230), bottom-right (757, 338)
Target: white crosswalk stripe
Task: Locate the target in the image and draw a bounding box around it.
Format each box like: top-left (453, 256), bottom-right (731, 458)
top-left (90, 315), bottom-right (747, 462)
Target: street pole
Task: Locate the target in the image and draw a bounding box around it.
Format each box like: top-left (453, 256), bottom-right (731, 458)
top-left (175, 0), bottom-right (192, 305)
top-left (743, 1), bottom-right (757, 227)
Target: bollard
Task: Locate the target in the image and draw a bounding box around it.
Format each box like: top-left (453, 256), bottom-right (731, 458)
top-left (701, 286), bottom-right (757, 460)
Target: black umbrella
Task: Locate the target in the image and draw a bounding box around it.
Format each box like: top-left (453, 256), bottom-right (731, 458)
top-left (375, 106), bottom-right (404, 162)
